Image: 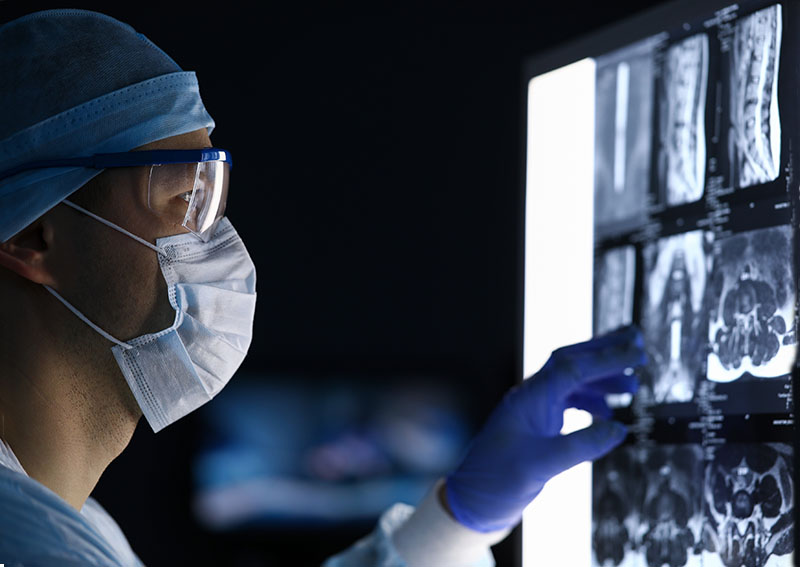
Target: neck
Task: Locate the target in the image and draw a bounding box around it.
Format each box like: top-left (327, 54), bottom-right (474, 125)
top-left (0, 288), bottom-right (140, 511)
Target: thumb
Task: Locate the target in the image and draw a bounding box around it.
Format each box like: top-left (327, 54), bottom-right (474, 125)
top-left (533, 421), bottom-right (628, 480)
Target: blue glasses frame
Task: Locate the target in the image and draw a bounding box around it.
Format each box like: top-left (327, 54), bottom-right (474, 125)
top-left (0, 148), bottom-right (233, 182)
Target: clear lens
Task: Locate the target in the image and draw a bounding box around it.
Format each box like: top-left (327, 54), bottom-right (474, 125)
top-left (148, 160), bottom-right (230, 241)
top-left (185, 161), bottom-right (229, 240)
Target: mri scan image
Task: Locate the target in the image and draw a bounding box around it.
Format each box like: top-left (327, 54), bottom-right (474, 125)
top-left (642, 230), bottom-right (713, 404)
top-left (701, 443), bottom-right (794, 567)
top-left (729, 4), bottom-right (782, 189)
top-left (639, 445), bottom-right (705, 567)
top-left (594, 443), bottom-right (794, 567)
top-left (590, 5), bottom-right (794, 567)
top-left (593, 447), bottom-right (644, 567)
top-left (593, 445), bottom-right (705, 567)
top-left (594, 246), bottom-right (636, 336)
top-left (707, 225), bottom-right (796, 382)
top-left (594, 40), bottom-right (655, 230)
top-left (658, 33), bottom-right (709, 206)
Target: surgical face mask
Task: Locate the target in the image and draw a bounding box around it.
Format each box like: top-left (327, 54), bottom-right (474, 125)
top-left (44, 200), bottom-right (257, 432)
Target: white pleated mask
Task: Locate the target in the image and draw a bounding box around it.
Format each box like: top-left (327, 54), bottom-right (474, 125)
top-left (44, 200), bottom-right (257, 432)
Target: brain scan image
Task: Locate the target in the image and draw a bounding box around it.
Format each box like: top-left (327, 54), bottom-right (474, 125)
top-left (707, 225), bottom-right (796, 382)
top-left (658, 33), bottom-right (709, 206)
top-left (729, 5), bottom-right (782, 189)
top-left (701, 443), bottom-right (794, 567)
top-left (594, 245), bottom-right (636, 336)
top-left (594, 40), bottom-right (655, 231)
top-left (642, 230), bottom-right (714, 404)
top-left (593, 445), bottom-right (705, 567)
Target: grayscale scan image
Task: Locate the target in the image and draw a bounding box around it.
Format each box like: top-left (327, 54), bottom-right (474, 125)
top-left (657, 34), bottom-right (709, 206)
top-left (593, 447), bottom-right (644, 567)
top-left (701, 443), bottom-right (794, 567)
top-left (590, 5), bottom-right (796, 567)
top-left (730, 4), bottom-right (782, 189)
top-left (594, 39), bottom-right (655, 232)
top-left (639, 444), bottom-right (705, 567)
top-left (594, 245), bottom-right (636, 336)
top-left (592, 445), bottom-right (705, 567)
top-left (707, 225), bottom-right (796, 383)
top-left (642, 230), bottom-right (713, 404)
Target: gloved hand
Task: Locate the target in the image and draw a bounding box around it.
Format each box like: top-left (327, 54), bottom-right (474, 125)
top-left (444, 325), bottom-right (646, 533)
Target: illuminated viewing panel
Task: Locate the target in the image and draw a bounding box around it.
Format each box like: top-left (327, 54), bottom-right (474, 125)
top-left (523, 2), bottom-right (795, 566)
top-left (522, 58), bottom-right (596, 567)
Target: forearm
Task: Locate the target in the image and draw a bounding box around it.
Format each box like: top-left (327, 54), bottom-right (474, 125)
top-left (390, 479), bottom-right (511, 567)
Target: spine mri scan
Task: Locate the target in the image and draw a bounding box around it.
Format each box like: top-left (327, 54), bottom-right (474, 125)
top-left (593, 443), bottom-right (793, 567)
top-left (591, 4), bottom-right (794, 567)
top-left (659, 34), bottom-right (709, 206)
top-left (730, 5), bottom-right (782, 189)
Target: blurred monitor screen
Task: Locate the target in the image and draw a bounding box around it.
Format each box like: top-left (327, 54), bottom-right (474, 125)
top-left (191, 373), bottom-right (470, 530)
top-left (522, 1), bottom-right (796, 565)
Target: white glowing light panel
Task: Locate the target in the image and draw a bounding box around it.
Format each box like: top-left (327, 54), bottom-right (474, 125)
top-left (522, 59), bottom-right (596, 567)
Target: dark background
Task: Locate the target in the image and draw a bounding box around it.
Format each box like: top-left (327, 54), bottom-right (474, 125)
top-left (2, 2), bottom-right (666, 565)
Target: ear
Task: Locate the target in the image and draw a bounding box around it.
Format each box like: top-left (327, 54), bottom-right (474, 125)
top-left (0, 220), bottom-right (57, 286)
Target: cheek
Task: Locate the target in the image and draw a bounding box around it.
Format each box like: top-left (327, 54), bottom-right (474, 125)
top-left (56, 184), bottom-right (179, 340)
top-left (123, 248), bottom-right (175, 337)
top-left (78, 233), bottom-right (172, 341)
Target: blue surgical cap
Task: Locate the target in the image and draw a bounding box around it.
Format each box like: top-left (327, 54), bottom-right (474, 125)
top-left (0, 9), bottom-right (216, 242)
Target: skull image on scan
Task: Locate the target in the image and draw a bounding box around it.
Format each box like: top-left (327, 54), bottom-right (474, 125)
top-left (658, 34), bottom-right (708, 206)
top-left (729, 5), bottom-right (782, 189)
top-left (701, 443), bottom-right (794, 567)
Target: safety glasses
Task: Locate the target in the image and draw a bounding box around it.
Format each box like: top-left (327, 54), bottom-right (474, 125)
top-left (0, 148), bottom-right (233, 242)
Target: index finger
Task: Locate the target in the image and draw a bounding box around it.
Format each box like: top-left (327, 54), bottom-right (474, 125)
top-left (533, 333), bottom-right (646, 403)
top-left (567, 339), bottom-right (647, 385)
top-left (557, 325), bottom-right (645, 376)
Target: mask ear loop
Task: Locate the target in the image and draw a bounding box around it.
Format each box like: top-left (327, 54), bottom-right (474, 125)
top-left (61, 200), bottom-right (166, 256)
top-left (44, 198), bottom-right (169, 350)
top-left (43, 285), bottom-right (134, 351)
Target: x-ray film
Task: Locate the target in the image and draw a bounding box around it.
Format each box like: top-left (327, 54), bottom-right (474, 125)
top-left (595, 245), bottom-right (636, 336)
top-left (701, 443), bottom-right (794, 567)
top-left (594, 40), bottom-right (655, 232)
top-left (593, 444), bottom-right (705, 567)
top-left (707, 225), bottom-right (796, 383)
top-left (593, 447), bottom-right (643, 567)
top-left (730, 5), bottom-right (782, 189)
top-left (593, 443), bottom-right (794, 567)
top-left (640, 445), bottom-right (705, 567)
top-left (658, 34), bottom-right (709, 206)
top-left (585, 4), bottom-right (796, 566)
top-left (642, 230), bottom-right (713, 404)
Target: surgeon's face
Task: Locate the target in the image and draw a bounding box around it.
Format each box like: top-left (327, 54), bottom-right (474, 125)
top-left (49, 128), bottom-right (215, 344)
top-left (0, 127), bottom-right (216, 444)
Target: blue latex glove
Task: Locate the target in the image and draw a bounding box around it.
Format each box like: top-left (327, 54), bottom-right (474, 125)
top-left (444, 326), bottom-right (646, 533)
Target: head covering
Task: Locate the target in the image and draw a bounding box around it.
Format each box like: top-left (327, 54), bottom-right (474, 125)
top-left (0, 9), bottom-right (215, 241)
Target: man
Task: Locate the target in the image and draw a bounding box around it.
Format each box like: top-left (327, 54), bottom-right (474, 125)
top-left (0, 10), bottom-right (644, 566)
